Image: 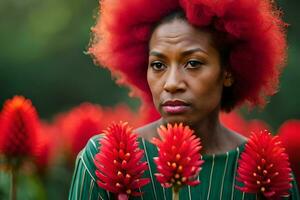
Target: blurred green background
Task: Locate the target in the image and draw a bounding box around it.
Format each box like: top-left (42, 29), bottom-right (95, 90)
top-left (0, 0), bottom-right (140, 121)
top-left (0, 0), bottom-right (299, 199)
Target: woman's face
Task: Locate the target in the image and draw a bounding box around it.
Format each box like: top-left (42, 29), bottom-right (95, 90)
top-left (147, 19), bottom-right (225, 125)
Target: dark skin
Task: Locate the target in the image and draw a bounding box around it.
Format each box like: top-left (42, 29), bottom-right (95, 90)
top-left (135, 19), bottom-right (246, 155)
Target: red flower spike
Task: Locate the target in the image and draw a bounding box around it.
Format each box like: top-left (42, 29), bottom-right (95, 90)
top-left (0, 96), bottom-right (39, 164)
top-left (55, 103), bottom-right (104, 163)
top-left (152, 123), bottom-right (204, 191)
top-left (236, 130), bottom-right (292, 199)
top-left (278, 120), bottom-right (300, 191)
top-left (34, 123), bottom-right (57, 174)
top-left (94, 122), bottom-right (150, 199)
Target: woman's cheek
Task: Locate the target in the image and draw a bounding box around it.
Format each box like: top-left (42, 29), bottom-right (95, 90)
top-left (147, 76), bottom-right (160, 106)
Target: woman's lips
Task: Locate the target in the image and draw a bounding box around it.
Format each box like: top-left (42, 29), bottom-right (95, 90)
top-left (162, 105), bottom-right (190, 114)
top-left (162, 100), bottom-right (190, 114)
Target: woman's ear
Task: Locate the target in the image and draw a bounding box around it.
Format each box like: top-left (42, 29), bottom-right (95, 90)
top-left (223, 71), bottom-right (234, 87)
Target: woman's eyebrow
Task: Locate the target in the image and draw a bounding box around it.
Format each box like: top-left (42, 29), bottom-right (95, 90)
top-left (149, 51), bottom-right (167, 59)
top-left (150, 48), bottom-right (207, 58)
top-left (181, 48), bottom-right (207, 56)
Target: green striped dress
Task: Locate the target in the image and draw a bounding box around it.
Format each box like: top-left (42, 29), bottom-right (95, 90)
top-left (69, 134), bottom-right (300, 200)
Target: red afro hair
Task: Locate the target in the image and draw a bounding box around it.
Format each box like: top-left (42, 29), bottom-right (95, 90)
top-left (89, 0), bottom-right (287, 117)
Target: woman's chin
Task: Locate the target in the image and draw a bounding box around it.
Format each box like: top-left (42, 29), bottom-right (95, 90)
top-left (161, 114), bottom-right (192, 125)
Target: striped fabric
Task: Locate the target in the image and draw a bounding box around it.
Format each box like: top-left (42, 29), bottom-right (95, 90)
top-left (69, 134), bottom-right (300, 200)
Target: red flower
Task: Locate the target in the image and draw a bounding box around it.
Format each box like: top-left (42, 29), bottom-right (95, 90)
top-left (247, 120), bottom-right (270, 134)
top-left (278, 120), bottom-right (300, 190)
top-left (94, 122), bottom-right (150, 200)
top-left (220, 112), bottom-right (271, 138)
top-left (34, 123), bottom-right (57, 174)
top-left (236, 130), bottom-right (292, 199)
top-left (102, 104), bottom-right (144, 128)
top-left (55, 103), bottom-right (104, 163)
top-left (152, 123), bottom-right (204, 191)
top-left (220, 111), bottom-right (248, 137)
top-left (0, 96), bottom-right (39, 163)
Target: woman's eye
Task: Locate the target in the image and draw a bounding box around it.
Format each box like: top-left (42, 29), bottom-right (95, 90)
top-left (186, 60), bottom-right (202, 68)
top-left (150, 61), bottom-right (165, 71)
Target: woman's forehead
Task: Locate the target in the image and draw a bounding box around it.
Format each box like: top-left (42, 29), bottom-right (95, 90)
top-left (149, 19), bottom-right (214, 53)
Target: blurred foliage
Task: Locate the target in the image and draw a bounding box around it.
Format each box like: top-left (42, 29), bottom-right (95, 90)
top-left (0, 0), bottom-right (299, 199)
top-left (0, 169), bottom-right (46, 200)
top-left (0, 0), bottom-right (140, 121)
top-left (241, 0), bottom-right (300, 130)
top-left (0, 160), bottom-right (72, 200)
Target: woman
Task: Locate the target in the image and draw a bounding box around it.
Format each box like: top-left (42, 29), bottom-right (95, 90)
top-left (69, 0), bottom-right (299, 199)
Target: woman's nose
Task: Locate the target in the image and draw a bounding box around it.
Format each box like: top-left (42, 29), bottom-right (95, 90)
top-left (163, 67), bottom-right (186, 93)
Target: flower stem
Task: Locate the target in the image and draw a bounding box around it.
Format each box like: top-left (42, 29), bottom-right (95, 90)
top-left (172, 187), bottom-right (179, 200)
top-left (257, 193), bottom-right (267, 200)
top-left (10, 166), bottom-right (17, 200)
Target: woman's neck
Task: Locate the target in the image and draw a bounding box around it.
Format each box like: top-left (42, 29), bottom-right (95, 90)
top-left (158, 109), bottom-right (246, 155)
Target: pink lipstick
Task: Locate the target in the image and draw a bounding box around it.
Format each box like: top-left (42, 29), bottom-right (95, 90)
top-left (162, 100), bottom-right (190, 114)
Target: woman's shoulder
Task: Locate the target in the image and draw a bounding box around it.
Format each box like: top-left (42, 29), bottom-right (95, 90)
top-left (76, 134), bottom-right (103, 175)
top-left (69, 133), bottom-right (109, 200)
top-left (81, 134), bottom-right (102, 156)
top-left (80, 121), bottom-right (160, 163)
top-left (81, 120), bottom-right (160, 161)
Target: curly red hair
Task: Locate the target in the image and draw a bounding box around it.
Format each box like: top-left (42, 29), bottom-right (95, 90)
top-left (89, 0), bottom-right (286, 117)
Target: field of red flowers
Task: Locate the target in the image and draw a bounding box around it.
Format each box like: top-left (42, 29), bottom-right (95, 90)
top-left (0, 95), bottom-right (299, 199)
